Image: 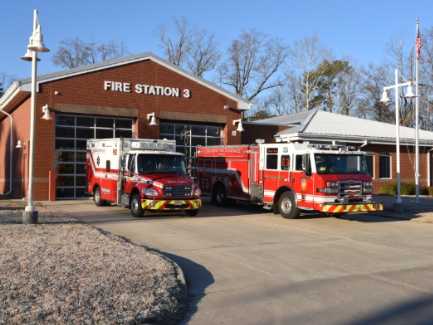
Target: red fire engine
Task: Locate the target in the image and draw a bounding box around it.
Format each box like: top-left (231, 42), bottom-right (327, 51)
top-left (86, 138), bottom-right (202, 217)
top-left (195, 142), bottom-right (383, 218)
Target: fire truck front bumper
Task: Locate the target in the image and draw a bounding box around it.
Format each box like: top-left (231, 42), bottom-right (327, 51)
top-left (141, 199), bottom-right (202, 211)
top-left (321, 203), bottom-right (384, 214)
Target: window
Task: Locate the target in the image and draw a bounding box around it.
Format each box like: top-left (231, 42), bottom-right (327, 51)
top-left (266, 148), bottom-right (278, 169)
top-left (281, 155), bottom-right (291, 170)
top-left (295, 154), bottom-right (311, 175)
top-left (379, 154), bottom-right (391, 179)
top-left (128, 154), bottom-right (136, 173)
top-left (295, 155), bottom-right (304, 171)
top-left (106, 160), bottom-right (111, 172)
top-left (366, 155), bottom-right (373, 178)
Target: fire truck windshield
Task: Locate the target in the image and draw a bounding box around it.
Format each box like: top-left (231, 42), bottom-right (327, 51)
top-left (137, 154), bottom-right (187, 175)
top-left (314, 154), bottom-right (369, 175)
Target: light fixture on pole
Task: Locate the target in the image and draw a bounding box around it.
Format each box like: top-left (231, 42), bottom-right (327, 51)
top-left (380, 89), bottom-right (390, 104)
top-left (233, 119), bottom-right (244, 133)
top-left (381, 69), bottom-right (416, 209)
top-left (21, 47), bottom-right (40, 62)
top-left (21, 9), bottom-right (49, 224)
top-left (405, 84), bottom-right (416, 98)
top-left (147, 112), bottom-right (157, 126)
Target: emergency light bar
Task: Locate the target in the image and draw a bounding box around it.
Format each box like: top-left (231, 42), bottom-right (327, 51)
top-left (128, 139), bottom-right (176, 152)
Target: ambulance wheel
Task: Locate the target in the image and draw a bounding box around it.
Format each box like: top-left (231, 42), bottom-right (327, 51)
top-left (130, 194), bottom-right (144, 218)
top-left (185, 209), bottom-right (199, 217)
top-left (212, 184), bottom-right (227, 206)
top-left (93, 186), bottom-right (106, 207)
top-left (277, 191), bottom-right (299, 219)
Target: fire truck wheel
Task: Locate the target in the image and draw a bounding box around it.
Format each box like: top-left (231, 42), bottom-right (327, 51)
top-left (130, 194), bottom-right (144, 218)
top-left (212, 184), bottom-right (227, 206)
top-left (185, 209), bottom-right (199, 217)
top-left (93, 186), bottom-right (106, 207)
top-left (277, 191), bottom-right (299, 219)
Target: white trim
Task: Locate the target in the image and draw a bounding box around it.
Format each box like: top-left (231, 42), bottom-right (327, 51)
top-left (428, 149), bottom-right (432, 187)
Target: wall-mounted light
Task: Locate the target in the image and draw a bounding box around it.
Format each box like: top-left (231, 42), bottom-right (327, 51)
top-left (223, 104), bottom-right (230, 110)
top-left (16, 140), bottom-right (23, 149)
top-left (41, 104), bottom-right (51, 120)
top-left (147, 112), bottom-right (157, 126)
top-left (233, 119), bottom-right (244, 133)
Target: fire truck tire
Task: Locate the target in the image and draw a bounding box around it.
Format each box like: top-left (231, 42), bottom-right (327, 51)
top-left (212, 183), bottom-right (227, 206)
top-left (185, 209), bottom-right (199, 217)
top-left (93, 186), bottom-right (106, 207)
top-left (130, 194), bottom-right (144, 218)
top-left (277, 191), bottom-right (300, 219)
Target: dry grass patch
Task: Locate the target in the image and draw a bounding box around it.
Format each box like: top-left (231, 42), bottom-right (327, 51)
top-left (0, 221), bottom-right (186, 324)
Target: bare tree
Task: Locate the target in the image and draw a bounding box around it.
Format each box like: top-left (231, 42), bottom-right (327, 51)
top-left (159, 17), bottom-right (220, 78)
top-left (287, 35), bottom-right (332, 111)
top-left (52, 38), bottom-right (125, 69)
top-left (358, 64), bottom-right (394, 122)
top-left (159, 17), bottom-right (192, 67)
top-left (0, 73), bottom-right (14, 97)
top-left (187, 30), bottom-right (220, 78)
top-left (218, 30), bottom-right (287, 101)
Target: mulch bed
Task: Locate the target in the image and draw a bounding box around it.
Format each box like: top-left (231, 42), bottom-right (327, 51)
top-left (0, 217), bottom-right (186, 324)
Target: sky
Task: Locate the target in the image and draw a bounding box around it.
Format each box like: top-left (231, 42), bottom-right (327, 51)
top-left (1, 0), bottom-right (433, 83)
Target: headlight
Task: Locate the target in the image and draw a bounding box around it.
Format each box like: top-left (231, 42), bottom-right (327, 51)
top-left (192, 184), bottom-right (202, 197)
top-left (317, 181), bottom-right (339, 194)
top-left (143, 187), bottom-right (159, 197)
top-left (363, 182), bottom-right (373, 193)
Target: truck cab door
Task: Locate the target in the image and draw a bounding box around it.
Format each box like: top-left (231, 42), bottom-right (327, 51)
top-left (293, 154), bottom-right (314, 207)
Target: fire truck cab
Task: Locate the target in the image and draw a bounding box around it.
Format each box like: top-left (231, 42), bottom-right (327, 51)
top-left (195, 142), bottom-right (383, 218)
top-left (87, 138), bottom-right (202, 217)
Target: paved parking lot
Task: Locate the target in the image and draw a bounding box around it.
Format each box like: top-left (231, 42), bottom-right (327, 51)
top-left (48, 201), bottom-right (433, 325)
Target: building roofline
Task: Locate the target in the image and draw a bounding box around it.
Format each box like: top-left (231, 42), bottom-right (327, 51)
top-left (1, 52), bottom-right (251, 111)
top-left (276, 132), bottom-right (433, 147)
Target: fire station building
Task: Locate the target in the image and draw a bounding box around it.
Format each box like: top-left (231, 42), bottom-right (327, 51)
top-left (0, 53), bottom-right (250, 200)
top-left (244, 109), bottom-right (433, 192)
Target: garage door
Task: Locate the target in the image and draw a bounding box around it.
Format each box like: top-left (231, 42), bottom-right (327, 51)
top-left (159, 120), bottom-right (223, 160)
top-left (55, 114), bottom-right (133, 199)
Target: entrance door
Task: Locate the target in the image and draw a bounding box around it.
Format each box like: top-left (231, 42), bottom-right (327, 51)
top-left (55, 114), bottom-right (132, 199)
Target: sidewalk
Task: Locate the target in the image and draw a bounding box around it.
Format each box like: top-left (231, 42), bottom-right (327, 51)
top-left (375, 195), bottom-right (433, 223)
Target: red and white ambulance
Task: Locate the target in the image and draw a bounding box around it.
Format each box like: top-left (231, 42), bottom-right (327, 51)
top-left (86, 138), bottom-right (202, 217)
top-left (195, 142), bottom-right (383, 218)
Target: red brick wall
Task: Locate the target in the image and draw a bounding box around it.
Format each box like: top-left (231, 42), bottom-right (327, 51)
top-left (0, 98), bottom-right (31, 197)
top-left (242, 124), bottom-right (286, 144)
top-left (20, 59), bottom-right (243, 200)
top-left (364, 144), bottom-right (431, 192)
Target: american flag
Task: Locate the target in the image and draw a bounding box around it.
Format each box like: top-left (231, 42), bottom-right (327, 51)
top-left (416, 26), bottom-right (422, 59)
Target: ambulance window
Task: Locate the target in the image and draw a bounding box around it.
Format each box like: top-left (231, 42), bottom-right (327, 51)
top-left (281, 155), bottom-right (290, 170)
top-left (266, 148), bottom-right (278, 170)
top-left (106, 160), bottom-right (111, 172)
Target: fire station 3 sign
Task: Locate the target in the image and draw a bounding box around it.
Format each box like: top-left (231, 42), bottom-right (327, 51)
top-left (104, 80), bottom-right (191, 98)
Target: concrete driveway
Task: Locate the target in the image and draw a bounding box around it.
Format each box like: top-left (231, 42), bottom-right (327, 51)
top-left (48, 201), bottom-right (433, 325)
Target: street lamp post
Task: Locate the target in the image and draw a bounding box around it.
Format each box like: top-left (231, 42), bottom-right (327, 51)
top-left (381, 69), bottom-right (415, 208)
top-left (21, 9), bottom-right (49, 224)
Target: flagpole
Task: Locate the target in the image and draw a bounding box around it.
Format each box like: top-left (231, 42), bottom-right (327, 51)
top-left (415, 18), bottom-right (420, 202)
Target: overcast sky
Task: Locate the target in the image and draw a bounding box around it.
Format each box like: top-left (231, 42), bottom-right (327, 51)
top-left (1, 0), bottom-right (432, 82)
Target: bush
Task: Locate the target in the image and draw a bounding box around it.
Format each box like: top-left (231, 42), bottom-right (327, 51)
top-left (427, 187), bottom-right (433, 196)
top-left (400, 183), bottom-right (416, 195)
top-left (377, 182), bottom-right (419, 195)
top-left (377, 183), bottom-right (396, 195)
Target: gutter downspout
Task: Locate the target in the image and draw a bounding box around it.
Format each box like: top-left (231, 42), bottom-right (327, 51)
top-left (0, 110), bottom-right (14, 195)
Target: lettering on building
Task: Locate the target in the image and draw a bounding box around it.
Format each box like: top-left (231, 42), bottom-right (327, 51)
top-left (104, 80), bottom-right (191, 98)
